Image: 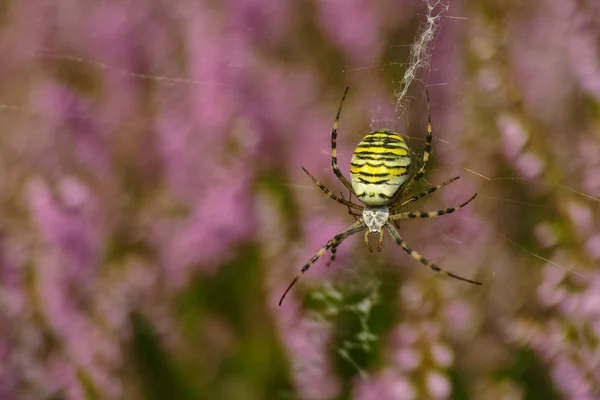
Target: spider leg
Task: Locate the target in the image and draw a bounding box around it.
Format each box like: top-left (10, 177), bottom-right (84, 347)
top-left (392, 176), bottom-right (460, 212)
top-left (326, 244), bottom-right (338, 267)
top-left (326, 213), bottom-right (363, 266)
top-left (385, 222), bottom-right (481, 285)
top-left (341, 189), bottom-right (361, 221)
top-left (326, 235), bottom-right (348, 267)
top-left (324, 193), bottom-right (362, 268)
top-left (377, 229), bottom-right (385, 252)
top-left (331, 86), bottom-right (355, 192)
top-left (414, 87), bottom-right (433, 185)
top-left (279, 221), bottom-right (366, 306)
top-left (389, 193), bottom-right (477, 221)
top-left (301, 167), bottom-right (363, 210)
top-left (364, 230), bottom-right (373, 252)
top-left (390, 87), bottom-right (433, 206)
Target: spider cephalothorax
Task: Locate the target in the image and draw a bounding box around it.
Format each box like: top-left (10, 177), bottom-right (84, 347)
top-left (279, 87), bottom-right (481, 306)
top-left (362, 206), bottom-right (389, 233)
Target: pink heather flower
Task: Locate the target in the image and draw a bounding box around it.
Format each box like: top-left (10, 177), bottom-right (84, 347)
top-left (441, 300), bottom-right (477, 340)
top-left (558, 0), bottom-right (600, 100)
top-left (583, 166), bottom-right (600, 196)
top-left (156, 174), bottom-right (255, 287)
top-left (32, 84), bottom-right (111, 178)
top-left (395, 347), bottom-right (421, 372)
top-left (27, 178), bottom-right (102, 287)
top-left (0, 332), bottom-right (17, 399)
top-left (514, 152), bottom-right (545, 179)
top-left (425, 370), bottom-right (450, 399)
top-left (273, 298), bottom-right (341, 400)
top-left (477, 67), bottom-right (501, 92)
top-left (533, 223), bottom-right (559, 248)
top-left (585, 235), bottom-right (600, 260)
top-left (497, 115), bottom-right (527, 159)
top-left (392, 323), bottom-right (420, 347)
top-left (225, 0), bottom-right (292, 44)
top-left (419, 321), bottom-right (441, 342)
top-left (509, 0), bottom-right (576, 126)
top-left (430, 343), bottom-right (453, 367)
top-left (316, 0), bottom-right (383, 64)
top-left (353, 370), bottom-right (416, 400)
top-left (566, 201), bottom-right (593, 237)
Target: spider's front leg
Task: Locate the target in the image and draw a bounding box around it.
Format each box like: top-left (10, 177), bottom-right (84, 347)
top-left (389, 88), bottom-right (434, 207)
top-left (330, 87), bottom-right (355, 192)
top-left (377, 230), bottom-right (384, 252)
top-left (360, 230), bottom-right (385, 252)
top-left (364, 230), bottom-right (373, 253)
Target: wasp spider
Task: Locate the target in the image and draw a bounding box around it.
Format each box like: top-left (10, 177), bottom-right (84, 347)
top-left (279, 87), bottom-right (482, 306)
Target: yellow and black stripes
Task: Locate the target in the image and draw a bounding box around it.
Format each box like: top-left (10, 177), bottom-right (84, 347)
top-left (279, 221), bottom-right (366, 306)
top-left (385, 222), bottom-right (481, 285)
top-left (390, 193), bottom-right (477, 221)
top-left (350, 130), bottom-right (411, 206)
top-left (330, 86), bottom-right (354, 192)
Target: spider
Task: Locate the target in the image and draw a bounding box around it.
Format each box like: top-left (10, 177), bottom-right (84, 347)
top-left (279, 87), bottom-right (482, 306)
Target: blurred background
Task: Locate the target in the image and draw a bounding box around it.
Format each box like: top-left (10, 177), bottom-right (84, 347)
top-left (0, 0), bottom-right (599, 399)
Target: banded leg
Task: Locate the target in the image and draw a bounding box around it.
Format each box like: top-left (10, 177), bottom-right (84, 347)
top-left (362, 229), bottom-right (385, 252)
top-left (326, 241), bottom-right (342, 266)
top-left (364, 230), bottom-right (373, 252)
top-left (385, 222), bottom-right (481, 285)
top-left (377, 229), bottom-right (385, 252)
top-left (301, 167), bottom-right (363, 210)
top-left (331, 87), bottom-right (354, 192)
top-left (411, 87), bottom-right (433, 185)
top-left (390, 88), bottom-right (433, 205)
top-left (325, 189), bottom-right (361, 262)
top-left (390, 193), bottom-right (477, 221)
top-left (392, 177), bottom-right (460, 212)
top-left (279, 221), bottom-right (366, 306)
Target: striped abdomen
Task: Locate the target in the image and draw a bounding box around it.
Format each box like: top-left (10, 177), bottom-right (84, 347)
top-left (350, 130), bottom-right (411, 206)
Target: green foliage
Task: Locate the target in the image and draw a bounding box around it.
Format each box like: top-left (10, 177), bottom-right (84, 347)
top-left (494, 347), bottom-right (561, 400)
top-left (129, 312), bottom-right (198, 400)
top-left (307, 267), bottom-right (401, 395)
top-left (176, 244), bottom-right (294, 399)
